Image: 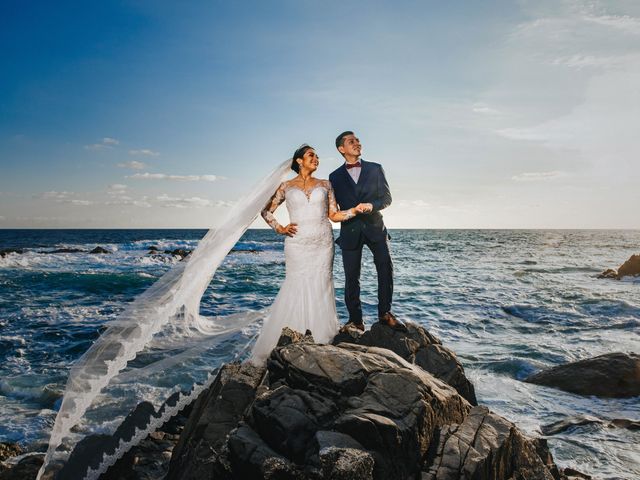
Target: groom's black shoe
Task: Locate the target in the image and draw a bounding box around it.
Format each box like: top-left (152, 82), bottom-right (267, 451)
top-left (378, 312), bottom-right (407, 332)
top-left (340, 322), bottom-right (365, 333)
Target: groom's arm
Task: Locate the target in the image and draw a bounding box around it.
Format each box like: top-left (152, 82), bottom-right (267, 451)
top-left (370, 165), bottom-right (392, 212)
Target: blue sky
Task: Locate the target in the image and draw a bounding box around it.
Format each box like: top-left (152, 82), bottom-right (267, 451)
top-left (1, 0), bottom-right (638, 228)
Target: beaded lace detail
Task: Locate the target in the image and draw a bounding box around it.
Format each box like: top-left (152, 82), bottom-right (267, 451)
top-left (261, 179), bottom-right (354, 231)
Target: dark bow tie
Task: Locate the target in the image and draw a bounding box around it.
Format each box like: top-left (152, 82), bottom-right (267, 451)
top-left (346, 161), bottom-right (361, 170)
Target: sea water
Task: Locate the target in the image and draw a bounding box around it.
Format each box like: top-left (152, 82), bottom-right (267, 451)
top-left (0, 229), bottom-right (638, 479)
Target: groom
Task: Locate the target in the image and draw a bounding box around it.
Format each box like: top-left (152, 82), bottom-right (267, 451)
top-left (329, 131), bottom-right (406, 332)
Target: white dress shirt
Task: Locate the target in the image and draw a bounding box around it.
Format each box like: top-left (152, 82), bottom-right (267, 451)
top-left (345, 161), bottom-right (361, 184)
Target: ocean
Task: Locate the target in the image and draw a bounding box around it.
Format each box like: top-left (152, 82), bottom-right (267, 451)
top-left (0, 228), bottom-right (638, 479)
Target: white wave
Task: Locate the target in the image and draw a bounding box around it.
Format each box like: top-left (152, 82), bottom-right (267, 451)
top-left (136, 255), bottom-right (180, 266)
top-left (0, 335), bottom-right (27, 346)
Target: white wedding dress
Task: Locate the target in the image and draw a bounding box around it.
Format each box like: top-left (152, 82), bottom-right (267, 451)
top-left (250, 180), bottom-right (348, 364)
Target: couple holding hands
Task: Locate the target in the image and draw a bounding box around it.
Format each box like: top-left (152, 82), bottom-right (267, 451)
top-left (251, 131), bottom-right (406, 364)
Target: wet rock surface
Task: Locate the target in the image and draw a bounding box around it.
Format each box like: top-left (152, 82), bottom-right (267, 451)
top-left (334, 321), bottom-right (477, 405)
top-left (423, 406), bottom-right (555, 480)
top-left (165, 248), bottom-right (191, 259)
top-left (166, 363), bottom-right (266, 480)
top-left (163, 323), bottom-right (577, 480)
top-left (0, 248), bottom-right (23, 258)
top-left (599, 253), bottom-right (640, 279)
top-left (525, 352), bottom-right (640, 398)
top-left (0, 453), bottom-right (44, 480)
top-left (3, 322), bottom-right (592, 480)
top-left (542, 414), bottom-right (640, 435)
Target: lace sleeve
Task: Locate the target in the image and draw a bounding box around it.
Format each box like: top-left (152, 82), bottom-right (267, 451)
top-left (261, 182), bottom-right (286, 231)
top-left (326, 181), bottom-right (356, 223)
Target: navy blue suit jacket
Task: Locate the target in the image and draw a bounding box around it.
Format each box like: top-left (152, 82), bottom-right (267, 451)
top-left (329, 159), bottom-right (392, 250)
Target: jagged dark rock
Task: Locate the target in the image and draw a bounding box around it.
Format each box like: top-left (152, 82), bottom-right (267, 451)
top-left (164, 248), bottom-right (191, 259)
top-left (542, 414), bottom-right (640, 435)
top-left (334, 321), bottom-right (477, 405)
top-left (0, 443), bottom-right (22, 463)
top-left (0, 248), bottom-right (23, 258)
top-left (423, 406), bottom-right (555, 480)
top-left (90, 246), bottom-right (110, 254)
top-left (56, 401), bottom-right (160, 479)
top-left (42, 248), bottom-right (85, 254)
top-left (525, 352), bottom-right (640, 398)
top-left (597, 268), bottom-right (618, 279)
top-left (164, 328), bottom-right (575, 480)
top-left (10, 321), bottom-right (585, 480)
top-left (0, 454), bottom-right (43, 480)
top-left (226, 340), bottom-right (470, 479)
top-left (599, 253), bottom-right (640, 279)
top-left (618, 254), bottom-right (640, 278)
top-left (276, 327), bottom-right (314, 347)
top-left (166, 362), bottom-right (266, 480)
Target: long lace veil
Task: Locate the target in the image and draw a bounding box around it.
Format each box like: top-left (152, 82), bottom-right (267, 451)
top-left (36, 158), bottom-right (292, 480)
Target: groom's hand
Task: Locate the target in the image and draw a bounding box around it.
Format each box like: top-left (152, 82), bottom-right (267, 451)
top-left (355, 203), bottom-right (373, 214)
top-left (277, 223), bottom-right (298, 237)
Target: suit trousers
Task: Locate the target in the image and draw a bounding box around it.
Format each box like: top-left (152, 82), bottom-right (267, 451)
top-left (341, 233), bottom-right (393, 324)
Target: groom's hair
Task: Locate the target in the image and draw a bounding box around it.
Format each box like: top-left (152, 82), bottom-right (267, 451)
top-left (335, 131), bottom-right (354, 149)
top-left (291, 144), bottom-right (313, 173)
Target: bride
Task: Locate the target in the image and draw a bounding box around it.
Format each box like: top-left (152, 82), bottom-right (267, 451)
top-left (37, 146), bottom-right (364, 479)
top-left (250, 144), bottom-right (367, 363)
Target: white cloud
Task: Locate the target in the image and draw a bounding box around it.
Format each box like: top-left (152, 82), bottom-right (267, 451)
top-left (39, 191), bottom-right (74, 200)
top-left (129, 149), bottom-right (160, 156)
top-left (85, 137), bottom-right (119, 150)
top-left (472, 103), bottom-right (501, 115)
top-left (128, 173), bottom-right (221, 182)
top-left (583, 13), bottom-right (640, 34)
top-left (550, 54), bottom-right (625, 70)
top-left (105, 196), bottom-right (152, 208)
top-left (511, 171), bottom-right (566, 182)
top-left (107, 184), bottom-right (128, 196)
top-left (156, 194), bottom-right (214, 208)
top-left (36, 191), bottom-right (94, 206)
top-left (117, 160), bottom-right (148, 170)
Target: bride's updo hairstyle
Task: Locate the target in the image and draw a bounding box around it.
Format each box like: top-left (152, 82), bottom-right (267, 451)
top-left (291, 144), bottom-right (313, 173)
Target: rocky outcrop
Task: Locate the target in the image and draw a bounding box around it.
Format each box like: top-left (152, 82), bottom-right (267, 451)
top-left (166, 363), bottom-right (266, 480)
top-left (525, 352), bottom-right (640, 398)
top-left (599, 254), bottom-right (640, 279)
top-left (423, 406), bottom-right (555, 480)
top-left (0, 454), bottom-right (43, 480)
top-left (618, 254), bottom-right (640, 278)
top-left (0, 444), bottom-right (22, 463)
top-left (163, 324), bottom-right (575, 480)
top-left (165, 249), bottom-right (191, 259)
top-left (205, 341), bottom-right (469, 479)
top-left (0, 248), bottom-right (23, 258)
top-left (598, 268), bottom-right (618, 279)
top-left (334, 322), bottom-right (477, 405)
top-left (54, 390), bottom-right (191, 480)
top-left (44, 248), bottom-right (85, 254)
top-left (542, 414), bottom-right (640, 435)
top-left (2, 323), bottom-right (587, 480)
top-left (90, 246), bottom-right (110, 254)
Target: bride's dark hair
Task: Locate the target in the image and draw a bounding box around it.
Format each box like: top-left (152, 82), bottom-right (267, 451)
top-left (291, 144), bottom-right (313, 173)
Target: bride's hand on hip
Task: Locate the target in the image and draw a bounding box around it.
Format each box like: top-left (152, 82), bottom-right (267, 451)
top-left (277, 223), bottom-right (298, 237)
